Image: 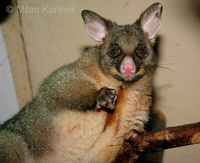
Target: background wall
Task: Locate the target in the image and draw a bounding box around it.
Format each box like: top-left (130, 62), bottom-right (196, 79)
top-left (0, 26), bottom-right (19, 123)
top-left (1, 0), bottom-right (200, 162)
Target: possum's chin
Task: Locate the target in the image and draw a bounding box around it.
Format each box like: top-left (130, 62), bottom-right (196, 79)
top-left (113, 74), bottom-right (144, 83)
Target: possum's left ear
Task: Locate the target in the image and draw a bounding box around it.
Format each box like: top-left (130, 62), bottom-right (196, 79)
top-left (139, 3), bottom-right (163, 39)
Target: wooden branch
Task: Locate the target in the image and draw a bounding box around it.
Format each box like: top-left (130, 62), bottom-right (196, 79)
top-left (113, 122), bottom-right (200, 163)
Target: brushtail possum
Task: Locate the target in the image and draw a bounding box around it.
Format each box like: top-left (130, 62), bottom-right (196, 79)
top-left (0, 3), bottom-right (162, 163)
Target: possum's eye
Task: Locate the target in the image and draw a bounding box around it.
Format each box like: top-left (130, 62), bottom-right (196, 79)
top-left (135, 44), bottom-right (147, 57)
top-left (109, 44), bottom-right (121, 57)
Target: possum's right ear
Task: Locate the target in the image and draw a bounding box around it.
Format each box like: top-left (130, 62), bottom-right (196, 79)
top-left (81, 10), bottom-right (109, 42)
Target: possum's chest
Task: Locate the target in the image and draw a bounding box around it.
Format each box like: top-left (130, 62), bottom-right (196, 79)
top-left (49, 110), bottom-right (107, 162)
top-left (46, 88), bottom-right (151, 163)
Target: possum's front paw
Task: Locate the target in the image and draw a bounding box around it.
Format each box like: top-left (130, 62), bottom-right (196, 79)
top-left (96, 87), bottom-right (117, 110)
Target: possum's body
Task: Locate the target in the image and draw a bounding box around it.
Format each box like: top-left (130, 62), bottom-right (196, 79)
top-left (0, 58), bottom-right (151, 163)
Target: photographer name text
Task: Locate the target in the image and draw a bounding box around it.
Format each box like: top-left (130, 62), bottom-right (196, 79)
top-left (6, 5), bottom-right (76, 14)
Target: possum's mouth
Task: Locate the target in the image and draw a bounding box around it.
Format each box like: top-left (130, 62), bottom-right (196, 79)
top-left (113, 71), bottom-right (144, 83)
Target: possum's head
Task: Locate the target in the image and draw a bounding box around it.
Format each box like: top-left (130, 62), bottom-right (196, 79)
top-left (81, 3), bottom-right (162, 83)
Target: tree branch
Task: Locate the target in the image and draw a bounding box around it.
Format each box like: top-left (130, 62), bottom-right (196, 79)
top-left (113, 122), bottom-right (200, 163)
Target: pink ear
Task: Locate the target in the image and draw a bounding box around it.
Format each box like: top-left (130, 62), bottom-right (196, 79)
top-left (82, 10), bottom-right (108, 42)
top-left (140, 3), bottom-right (163, 39)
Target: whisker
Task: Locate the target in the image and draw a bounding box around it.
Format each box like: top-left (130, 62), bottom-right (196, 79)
top-left (156, 65), bottom-right (176, 74)
top-left (153, 62), bottom-right (177, 82)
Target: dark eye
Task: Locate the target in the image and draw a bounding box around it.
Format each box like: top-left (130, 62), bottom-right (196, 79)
top-left (135, 45), bottom-right (147, 57)
top-left (109, 44), bottom-right (121, 57)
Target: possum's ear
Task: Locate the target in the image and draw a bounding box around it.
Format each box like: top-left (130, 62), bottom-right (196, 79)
top-left (139, 3), bottom-right (163, 39)
top-left (81, 10), bottom-right (109, 42)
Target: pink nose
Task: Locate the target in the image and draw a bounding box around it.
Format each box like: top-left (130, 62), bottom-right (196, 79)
top-left (122, 62), bottom-right (135, 73)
